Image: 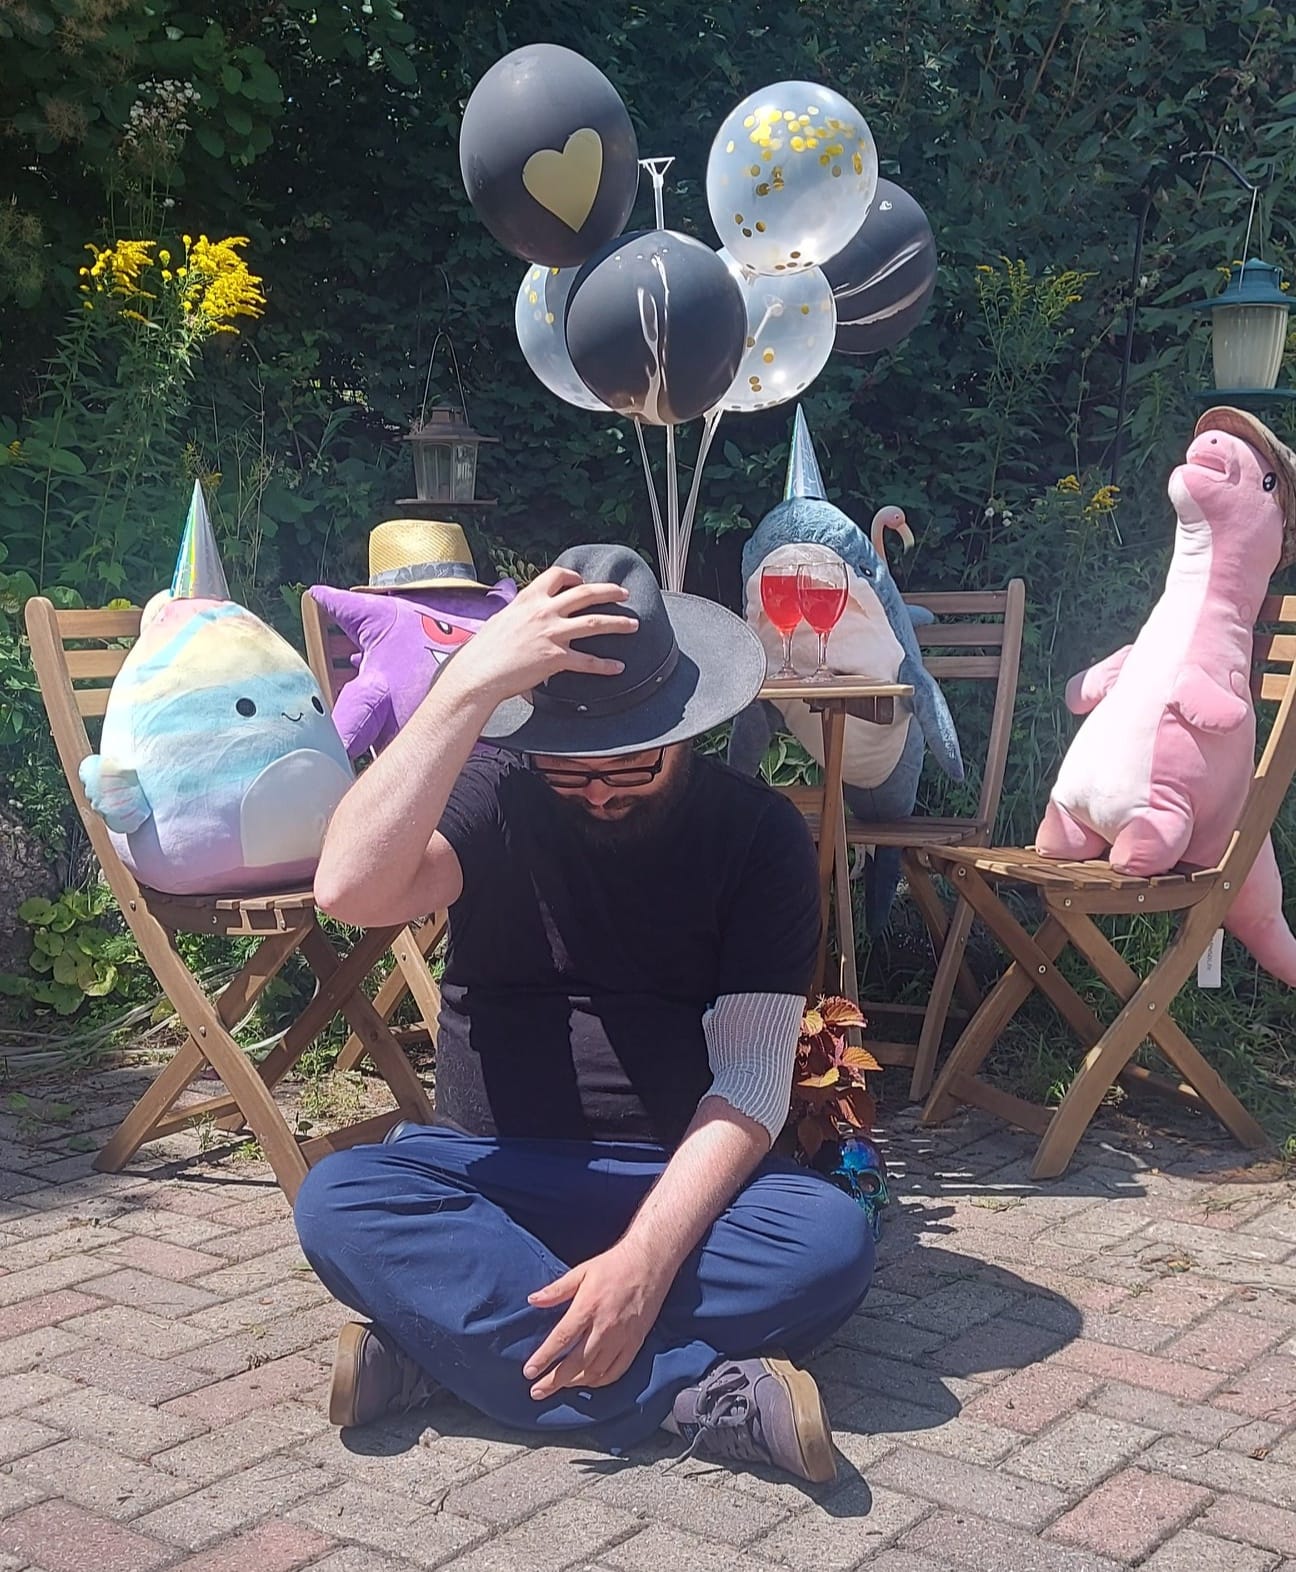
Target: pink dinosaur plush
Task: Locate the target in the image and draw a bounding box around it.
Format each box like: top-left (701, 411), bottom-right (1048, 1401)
top-left (308, 580), bottom-right (516, 757)
top-left (1037, 408), bottom-right (1296, 984)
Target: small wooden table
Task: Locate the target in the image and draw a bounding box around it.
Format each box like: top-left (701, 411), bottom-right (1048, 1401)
top-left (758, 676), bottom-right (914, 997)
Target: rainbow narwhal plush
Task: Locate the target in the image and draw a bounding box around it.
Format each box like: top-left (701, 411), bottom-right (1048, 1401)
top-left (79, 485), bottom-right (354, 896)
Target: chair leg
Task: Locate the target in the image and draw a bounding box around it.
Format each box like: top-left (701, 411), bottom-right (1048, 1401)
top-left (335, 915), bottom-right (445, 1074)
top-left (909, 894), bottom-right (976, 1101)
top-left (297, 925), bottom-right (434, 1125)
top-left (906, 854), bottom-right (980, 1010)
top-left (111, 978), bottom-right (310, 1198)
top-left (1057, 909), bottom-right (1269, 1154)
top-left (922, 912), bottom-right (1071, 1125)
top-left (254, 923), bottom-right (399, 1089)
top-left (1028, 908), bottom-right (1221, 1180)
top-left (95, 926), bottom-right (306, 1174)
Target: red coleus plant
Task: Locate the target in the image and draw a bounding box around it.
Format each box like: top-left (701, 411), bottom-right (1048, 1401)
top-left (788, 996), bottom-right (879, 1163)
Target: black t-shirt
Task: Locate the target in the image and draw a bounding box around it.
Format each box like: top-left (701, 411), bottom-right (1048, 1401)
top-left (434, 750), bottom-right (820, 1147)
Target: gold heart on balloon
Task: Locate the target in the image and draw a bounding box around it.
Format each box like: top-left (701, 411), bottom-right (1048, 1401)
top-left (458, 44), bottom-right (640, 270)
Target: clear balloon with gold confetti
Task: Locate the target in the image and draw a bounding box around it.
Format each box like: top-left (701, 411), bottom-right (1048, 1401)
top-left (706, 81), bottom-right (878, 276)
top-left (715, 251), bottom-right (837, 413)
top-left (514, 263), bottom-right (610, 412)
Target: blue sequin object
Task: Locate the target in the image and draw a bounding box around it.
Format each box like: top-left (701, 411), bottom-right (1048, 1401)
top-left (820, 1136), bottom-right (891, 1240)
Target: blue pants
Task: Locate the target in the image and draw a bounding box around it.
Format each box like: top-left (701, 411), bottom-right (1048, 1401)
top-left (294, 1124), bottom-right (875, 1452)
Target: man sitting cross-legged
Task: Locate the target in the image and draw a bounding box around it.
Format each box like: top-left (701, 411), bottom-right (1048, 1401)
top-left (295, 543), bottom-right (875, 1483)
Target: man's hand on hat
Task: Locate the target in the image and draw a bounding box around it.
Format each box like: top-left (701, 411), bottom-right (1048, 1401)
top-left (450, 565), bottom-right (637, 703)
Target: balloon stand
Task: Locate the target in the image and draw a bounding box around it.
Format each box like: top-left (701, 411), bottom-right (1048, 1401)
top-left (465, 51), bottom-right (937, 596)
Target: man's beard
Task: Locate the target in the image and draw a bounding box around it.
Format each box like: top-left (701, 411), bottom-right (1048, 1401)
top-left (548, 750), bottom-right (694, 846)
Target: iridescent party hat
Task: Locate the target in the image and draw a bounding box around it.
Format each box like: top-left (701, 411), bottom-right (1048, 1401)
top-left (171, 480), bottom-right (230, 601)
top-left (783, 405), bottom-right (828, 502)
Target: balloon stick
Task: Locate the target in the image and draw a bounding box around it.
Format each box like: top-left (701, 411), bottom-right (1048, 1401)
top-left (676, 406), bottom-right (725, 586)
top-left (632, 419), bottom-right (669, 579)
top-left (638, 157), bottom-right (675, 229)
top-left (664, 422), bottom-right (681, 590)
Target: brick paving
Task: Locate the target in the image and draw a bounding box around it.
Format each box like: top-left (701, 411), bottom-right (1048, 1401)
top-left (0, 1066), bottom-right (1291, 1570)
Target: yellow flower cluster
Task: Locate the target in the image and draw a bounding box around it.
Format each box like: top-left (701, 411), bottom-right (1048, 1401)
top-left (1055, 474), bottom-right (1119, 512)
top-left (79, 238), bottom-right (157, 307)
top-left (180, 234), bottom-right (265, 334)
top-left (75, 233), bottom-right (264, 336)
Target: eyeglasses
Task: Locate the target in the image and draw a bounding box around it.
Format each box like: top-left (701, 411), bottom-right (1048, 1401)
top-left (533, 749), bottom-right (666, 791)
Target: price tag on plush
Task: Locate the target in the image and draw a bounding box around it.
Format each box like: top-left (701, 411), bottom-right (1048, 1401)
top-left (79, 484), bottom-right (354, 896)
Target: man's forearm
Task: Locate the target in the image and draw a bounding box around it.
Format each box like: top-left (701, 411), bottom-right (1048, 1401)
top-left (314, 658), bottom-right (495, 919)
top-left (618, 1096), bottom-right (769, 1277)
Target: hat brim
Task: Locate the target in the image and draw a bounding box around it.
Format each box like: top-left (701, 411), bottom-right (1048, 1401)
top-left (480, 592), bottom-right (767, 758)
top-left (1195, 406), bottom-right (1296, 569)
top-left (352, 576), bottom-right (493, 594)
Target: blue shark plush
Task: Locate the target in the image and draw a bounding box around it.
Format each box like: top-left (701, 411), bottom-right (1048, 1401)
top-left (727, 408), bottom-right (963, 933)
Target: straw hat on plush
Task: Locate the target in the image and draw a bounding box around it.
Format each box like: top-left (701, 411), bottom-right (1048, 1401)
top-left (1195, 406), bottom-right (1296, 570)
top-left (354, 519), bottom-right (492, 593)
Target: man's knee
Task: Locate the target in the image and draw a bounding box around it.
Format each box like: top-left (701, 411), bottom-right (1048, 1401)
top-left (294, 1144), bottom-right (389, 1264)
top-left (780, 1173), bottom-right (876, 1309)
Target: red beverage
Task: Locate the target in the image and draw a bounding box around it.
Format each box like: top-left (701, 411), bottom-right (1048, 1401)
top-left (760, 571), bottom-right (802, 634)
top-left (798, 583), bottom-right (848, 633)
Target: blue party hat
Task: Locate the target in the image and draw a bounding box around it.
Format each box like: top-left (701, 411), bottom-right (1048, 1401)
top-left (171, 480), bottom-right (230, 601)
top-left (783, 406), bottom-right (828, 502)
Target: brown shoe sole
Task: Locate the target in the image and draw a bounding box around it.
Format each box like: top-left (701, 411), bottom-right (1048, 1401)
top-left (328, 1321), bottom-right (369, 1428)
top-left (765, 1357), bottom-right (836, 1483)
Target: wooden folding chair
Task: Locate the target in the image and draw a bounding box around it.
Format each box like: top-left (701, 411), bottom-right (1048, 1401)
top-left (300, 592), bottom-right (446, 1068)
top-left (916, 592), bottom-right (1295, 1179)
top-left (25, 596), bottom-right (435, 1202)
top-left (782, 581), bottom-right (1026, 1099)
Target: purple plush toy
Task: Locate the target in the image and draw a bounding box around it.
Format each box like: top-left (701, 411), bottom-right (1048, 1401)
top-left (308, 581), bottom-right (517, 757)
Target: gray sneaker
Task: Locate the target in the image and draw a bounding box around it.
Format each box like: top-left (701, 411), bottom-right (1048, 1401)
top-left (328, 1322), bottom-right (439, 1428)
top-left (672, 1356), bottom-right (836, 1483)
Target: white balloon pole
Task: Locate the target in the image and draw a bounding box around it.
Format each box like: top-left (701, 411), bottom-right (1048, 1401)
top-left (632, 419), bottom-right (669, 577)
top-left (676, 404), bottom-right (725, 589)
top-left (638, 157), bottom-right (687, 591)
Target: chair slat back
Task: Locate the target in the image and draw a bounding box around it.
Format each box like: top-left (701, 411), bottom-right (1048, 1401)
top-left (300, 592), bottom-right (359, 710)
top-left (28, 604), bottom-right (142, 730)
top-left (1217, 596), bottom-right (1296, 882)
top-left (23, 597), bottom-right (146, 913)
top-left (905, 579), bottom-right (1027, 834)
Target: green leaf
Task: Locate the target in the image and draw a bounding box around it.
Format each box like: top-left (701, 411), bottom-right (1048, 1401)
top-left (80, 963), bottom-right (117, 997)
top-left (32, 930), bottom-right (64, 956)
top-left (383, 45), bottom-right (417, 85)
top-left (194, 125), bottom-right (226, 158)
top-left (17, 898), bottom-right (55, 923)
top-left (52, 950), bottom-right (82, 984)
top-left (74, 927), bottom-right (109, 957)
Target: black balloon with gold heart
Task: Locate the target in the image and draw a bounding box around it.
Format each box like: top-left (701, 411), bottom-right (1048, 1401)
top-left (459, 43), bottom-right (640, 269)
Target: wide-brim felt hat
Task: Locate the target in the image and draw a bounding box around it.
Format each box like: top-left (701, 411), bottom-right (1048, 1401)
top-left (1195, 406), bottom-right (1296, 570)
top-left (480, 543), bottom-right (766, 758)
top-left (354, 518), bottom-right (493, 593)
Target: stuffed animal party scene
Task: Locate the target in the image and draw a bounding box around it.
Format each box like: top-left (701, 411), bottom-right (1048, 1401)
top-left (3, 7), bottom-right (1295, 1569)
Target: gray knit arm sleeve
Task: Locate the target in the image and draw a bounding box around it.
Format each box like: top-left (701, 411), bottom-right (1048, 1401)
top-left (701, 991), bottom-right (806, 1143)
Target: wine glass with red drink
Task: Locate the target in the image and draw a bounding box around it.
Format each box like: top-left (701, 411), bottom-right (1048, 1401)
top-left (760, 564), bottom-right (805, 681)
top-left (796, 559), bottom-right (849, 682)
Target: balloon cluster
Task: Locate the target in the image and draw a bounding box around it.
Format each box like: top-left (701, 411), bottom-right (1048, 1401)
top-left (460, 45), bottom-right (938, 428)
